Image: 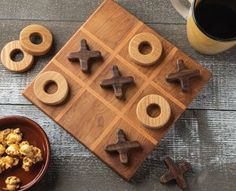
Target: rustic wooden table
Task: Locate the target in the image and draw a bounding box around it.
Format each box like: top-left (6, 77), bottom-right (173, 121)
top-left (0, 0), bottom-right (235, 190)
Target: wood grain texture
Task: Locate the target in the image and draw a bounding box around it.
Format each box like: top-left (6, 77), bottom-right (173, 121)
top-left (33, 71), bottom-right (69, 105)
top-left (136, 94), bottom-right (171, 129)
top-left (0, 0), bottom-right (235, 190)
top-left (0, 105), bottom-right (235, 190)
top-left (20, 24), bottom-right (53, 56)
top-left (128, 32), bottom-right (163, 66)
top-left (1, 40), bottom-right (34, 72)
top-left (0, 21), bottom-right (235, 111)
top-left (0, 0), bottom-right (186, 24)
top-left (22, 0), bottom-right (211, 180)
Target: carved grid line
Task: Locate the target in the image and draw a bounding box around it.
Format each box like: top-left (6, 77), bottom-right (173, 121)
top-left (52, 38), bottom-right (157, 146)
top-left (53, 21), bottom-right (189, 148)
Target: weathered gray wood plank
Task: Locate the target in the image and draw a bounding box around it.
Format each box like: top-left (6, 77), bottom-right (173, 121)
top-left (0, 105), bottom-right (235, 191)
top-left (0, 0), bottom-right (235, 190)
top-left (0, 0), bottom-right (185, 24)
top-left (0, 20), bottom-right (235, 110)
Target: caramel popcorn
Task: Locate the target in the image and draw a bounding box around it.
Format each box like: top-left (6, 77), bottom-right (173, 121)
top-left (0, 129), bottom-right (11, 145)
top-left (0, 156), bottom-right (19, 173)
top-left (20, 142), bottom-right (43, 171)
top-left (5, 144), bottom-right (20, 157)
top-left (22, 157), bottom-right (34, 172)
top-left (0, 144), bottom-right (6, 155)
top-left (19, 141), bottom-right (34, 157)
top-left (0, 128), bottom-right (43, 174)
top-left (3, 176), bottom-right (21, 191)
top-left (5, 129), bottom-right (22, 145)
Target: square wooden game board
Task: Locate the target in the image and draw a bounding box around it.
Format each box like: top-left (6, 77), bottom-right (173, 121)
top-left (23, 0), bottom-right (212, 180)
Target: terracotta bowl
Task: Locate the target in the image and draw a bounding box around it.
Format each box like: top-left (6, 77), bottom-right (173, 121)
top-left (0, 116), bottom-right (50, 191)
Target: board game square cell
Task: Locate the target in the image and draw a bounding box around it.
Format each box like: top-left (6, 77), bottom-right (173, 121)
top-left (124, 85), bottom-right (184, 142)
top-left (90, 58), bottom-right (144, 110)
top-left (54, 30), bottom-right (110, 82)
top-left (93, 119), bottom-right (155, 181)
top-left (58, 91), bottom-right (116, 148)
top-left (83, 0), bottom-right (139, 49)
top-left (153, 49), bottom-right (212, 107)
top-left (23, 61), bottom-right (82, 119)
top-left (118, 24), bottom-right (175, 77)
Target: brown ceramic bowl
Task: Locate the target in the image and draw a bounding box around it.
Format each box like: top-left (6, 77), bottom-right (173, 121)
top-left (0, 116), bottom-right (50, 191)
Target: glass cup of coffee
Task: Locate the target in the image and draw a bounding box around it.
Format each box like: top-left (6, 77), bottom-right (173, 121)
top-left (171, 0), bottom-right (236, 55)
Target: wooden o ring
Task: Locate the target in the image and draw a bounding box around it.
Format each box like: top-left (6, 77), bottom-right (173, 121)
top-left (20, 24), bottom-right (53, 56)
top-left (129, 32), bottom-right (163, 66)
top-left (136, 94), bottom-right (171, 129)
top-left (0, 40), bottom-right (34, 73)
top-left (34, 71), bottom-right (69, 105)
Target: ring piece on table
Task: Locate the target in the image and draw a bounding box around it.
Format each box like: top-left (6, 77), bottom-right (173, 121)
top-left (1, 40), bottom-right (34, 73)
top-left (33, 71), bottom-right (69, 105)
top-left (20, 24), bottom-right (53, 56)
top-left (129, 32), bottom-right (163, 66)
top-left (136, 94), bottom-right (171, 129)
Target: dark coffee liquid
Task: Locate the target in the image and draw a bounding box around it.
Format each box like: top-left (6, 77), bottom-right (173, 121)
top-left (195, 1), bottom-right (236, 40)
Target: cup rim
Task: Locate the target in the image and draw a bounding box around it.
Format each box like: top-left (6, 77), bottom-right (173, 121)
top-left (192, 0), bottom-right (236, 42)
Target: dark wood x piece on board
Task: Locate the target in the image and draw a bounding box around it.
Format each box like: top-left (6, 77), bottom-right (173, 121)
top-left (166, 59), bottom-right (200, 92)
top-left (105, 129), bottom-right (141, 165)
top-left (67, 39), bottom-right (102, 73)
top-left (100, 65), bottom-right (135, 99)
top-left (160, 156), bottom-right (192, 190)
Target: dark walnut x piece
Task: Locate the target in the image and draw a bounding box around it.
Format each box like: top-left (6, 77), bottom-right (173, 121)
top-left (100, 65), bottom-right (135, 99)
top-left (166, 59), bottom-right (200, 92)
top-left (105, 129), bottom-right (141, 165)
top-left (67, 39), bottom-right (102, 73)
top-left (160, 156), bottom-right (192, 190)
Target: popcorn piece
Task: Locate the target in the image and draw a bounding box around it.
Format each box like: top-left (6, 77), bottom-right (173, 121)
top-left (5, 129), bottom-right (22, 145)
top-left (22, 146), bottom-right (43, 171)
top-left (0, 144), bottom-right (6, 155)
top-left (0, 156), bottom-right (19, 174)
top-left (0, 129), bottom-right (11, 145)
top-left (5, 144), bottom-right (20, 156)
top-left (3, 176), bottom-right (21, 191)
top-left (22, 157), bottom-right (34, 172)
top-left (32, 147), bottom-right (43, 163)
top-left (19, 141), bottom-right (34, 157)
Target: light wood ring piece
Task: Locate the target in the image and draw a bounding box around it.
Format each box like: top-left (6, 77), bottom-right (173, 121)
top-left (34, 71), bottom-right (69, 105)
top-left (136, 94), bottom-right (171, 129)
top-left (1, 40), bottom-right (34, 73)
top-left (129, 32), bottom-right (163, 66)
top-left (20, 24), bottom-right (53, 56)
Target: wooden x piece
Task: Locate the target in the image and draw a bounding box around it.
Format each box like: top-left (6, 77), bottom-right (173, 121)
top-left (105, 129), bottom-right (141, 165)
top-left (100, 65), bottom-right (135, 99)
top-left (67, 39), bottom-right (102, 73)
top-left (166, 59), bottom-right (200, 92)
top-left (160, 156), bottom-right (192, 190)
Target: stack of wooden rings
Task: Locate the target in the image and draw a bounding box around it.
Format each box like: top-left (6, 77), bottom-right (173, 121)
top-left (1, 24), bottom-right (53, 73)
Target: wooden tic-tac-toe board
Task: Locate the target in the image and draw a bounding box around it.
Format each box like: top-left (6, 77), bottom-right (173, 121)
top-left (23, 0), bottom-right (212, 180)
